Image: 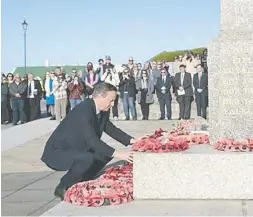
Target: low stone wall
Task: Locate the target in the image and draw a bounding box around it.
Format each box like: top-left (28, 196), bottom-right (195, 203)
top-left (133, 145), bottom-right (253, 199)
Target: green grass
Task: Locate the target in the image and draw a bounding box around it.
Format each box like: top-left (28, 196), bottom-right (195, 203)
top-left (152, 47), bottom-right (206, 62)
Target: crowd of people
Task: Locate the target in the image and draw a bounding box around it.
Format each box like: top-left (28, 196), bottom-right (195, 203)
top-left (1, 49), bottom-right (208, 125)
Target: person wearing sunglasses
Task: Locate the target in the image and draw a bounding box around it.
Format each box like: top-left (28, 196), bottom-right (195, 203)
top-left (156, 69), bottom-right (173, 120)
top-left (136, 70), bottom-right (154, 120)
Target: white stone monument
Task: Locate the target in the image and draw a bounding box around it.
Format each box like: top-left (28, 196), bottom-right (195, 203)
top-left (133, 0), bottom-right (253, 199)
top-left (208, 0), bottom-right (253, 144)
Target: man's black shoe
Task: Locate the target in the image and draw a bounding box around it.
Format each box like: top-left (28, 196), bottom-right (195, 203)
top-left (54, 184), bottom-right (67, 201)
top-left (159, 117), bottom-right (165, 120)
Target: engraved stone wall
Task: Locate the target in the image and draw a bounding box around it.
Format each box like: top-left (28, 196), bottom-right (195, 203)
top-left (208, 0), bottom-right (253, 143)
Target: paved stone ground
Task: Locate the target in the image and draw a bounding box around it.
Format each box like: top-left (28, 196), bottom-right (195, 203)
top-left (1, 100), bottom-right (48, 131)
top-left (1, 120), bottom-right (177, 216)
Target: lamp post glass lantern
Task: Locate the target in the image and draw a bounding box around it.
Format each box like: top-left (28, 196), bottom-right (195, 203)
top-left (22, 20), bottom-right (28, 75)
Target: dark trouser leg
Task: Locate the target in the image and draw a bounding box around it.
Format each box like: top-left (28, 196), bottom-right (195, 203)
top-left (141, 103), bottom-right (149, 119)
top-left (24, 99), bottom-right (30, 122)
top-left (60, 159), bottom-right (108, 189)
top-left (159, 98), bottom-right (165, 118)
top-left (11, 99), bottom-right (19, 123)
top-left (29, 98), bottom-right (38, 121)
top-left (1, 100), bottom-right (9, 123)
top-left (123, 93), bottom-right (129, 118)
top-left (8, 101), bottom-right (12, 122)
top-left (112, 94), bottom-right (119, 117)
top-left (165, 100), bottom-right (172, 119)
top-left (18, 99), bottom-right (26, 122)
top-left (177, 96), bottom-right (184, 119)
top-left (201, 94), bottom-right (207, 119)
top-left (140, 104), bottom-right (145, 118)
top-left (183, 96), bottom-right (192, 119)
top-left (145, 103), bottom-right (150, 119)
top-left (195, 93), bottom-right (201, 116)
top-left (46, 104), bottom-right (50, 115)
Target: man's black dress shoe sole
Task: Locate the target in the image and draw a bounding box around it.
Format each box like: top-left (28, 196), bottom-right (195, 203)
top-left (54, 185), bottom-right (67, 201)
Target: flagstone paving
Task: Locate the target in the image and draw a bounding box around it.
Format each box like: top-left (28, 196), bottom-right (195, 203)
top-left (2, 119), bottom-right (252, 216)
top-left (1, 120), bottom-right (177, 216)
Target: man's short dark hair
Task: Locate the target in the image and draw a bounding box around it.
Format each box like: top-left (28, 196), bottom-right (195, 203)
top-left (179, 64), bottom-right (186, 68)
top-left (98, 59), bottom-right (104, 63)
top-left (92, 82), bottom-right (117, 98)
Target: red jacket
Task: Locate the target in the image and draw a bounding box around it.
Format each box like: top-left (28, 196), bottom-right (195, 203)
top-left (68, 82), bottom-right (84, 99)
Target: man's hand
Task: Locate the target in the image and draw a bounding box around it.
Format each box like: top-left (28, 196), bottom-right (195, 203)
top-left (114, 151), bottom-right (134, 164)
top-left (130, 138), bottom-right (136, 144)
top-left (15, 93), bottom-right (21, 97)
top-left (179, 86), bottom-right (184, 91)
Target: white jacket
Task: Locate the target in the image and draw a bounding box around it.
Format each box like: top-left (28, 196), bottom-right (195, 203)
top-left (101, 68), bottom-right (120, 88)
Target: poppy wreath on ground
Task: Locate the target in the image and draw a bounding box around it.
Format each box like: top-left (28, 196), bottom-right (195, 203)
top-left (170, 133), bottom-right (210, 145)
top-left (170, 120), bottom-right (193, 136)
top-left (132, 128), bottom-right (189, 153)
top-left (64, 163), bottom-right (133, 207)
top-left (214, 138), bottom-right (253, 152)
top-left (103, 163), bottom-right (133, 181)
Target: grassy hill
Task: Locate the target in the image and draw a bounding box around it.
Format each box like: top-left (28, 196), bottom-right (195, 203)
top-left (152, 47), bottom-right (206, 62)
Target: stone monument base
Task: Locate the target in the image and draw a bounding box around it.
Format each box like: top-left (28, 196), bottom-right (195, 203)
top-left (133, 145), bottom-right (253, 199)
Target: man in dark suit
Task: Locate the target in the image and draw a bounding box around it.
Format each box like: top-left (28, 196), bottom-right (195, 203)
top-left (41, 82), bottom-right (136, 200)
top-left (156, 68), bottom-right (173, 120)
top-left (193, 64), bottom-right (208, 119)
top-left (173, 64), bottom-right (193, 120)
top-left (25, 73), bottom-right (42, 121)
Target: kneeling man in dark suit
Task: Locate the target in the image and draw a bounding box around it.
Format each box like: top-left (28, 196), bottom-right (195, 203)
top-left (41, 82), bottom-right (136, 200)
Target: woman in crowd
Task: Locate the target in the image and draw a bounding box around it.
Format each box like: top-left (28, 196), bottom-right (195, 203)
top-left (53, 73), bottom-right (68, 122)
top-left (68, 76), bottom-right (84, 110)
top-left (43, 72), bottom-right (51, 116)
top-left (132, 64), bottom-right (141, 81)
top-left (183, 52), bottom-right (200, 77)
top-left (45, 71), bottom-right (57, 120)
top-left (1, 75), bottom-right (9, 124)
top-left (82, 62), bottom-right (93, 82)
top-left (119, 66), bottom-right (137, 120)
top-left (136, 70), bottom-right (154, 120)
top-left (85, 68), bottom-right (99, 98)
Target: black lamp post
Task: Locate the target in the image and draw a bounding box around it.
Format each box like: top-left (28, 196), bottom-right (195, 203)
top-left (22, 20), bottom-right (28, 75)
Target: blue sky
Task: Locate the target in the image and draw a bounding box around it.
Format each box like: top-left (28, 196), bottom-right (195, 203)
top-left (1, 0), bottom-right (220, 73)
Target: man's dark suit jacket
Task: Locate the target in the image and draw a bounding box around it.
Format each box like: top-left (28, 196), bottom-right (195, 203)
top-left (156, 75), bottom-right (173, 100)
top-left (173, 72), bottom-right (193, 97)
top-left (41, 99), bottom-right (133, 171)
top-left (193, 72), bottom-right (208, 96)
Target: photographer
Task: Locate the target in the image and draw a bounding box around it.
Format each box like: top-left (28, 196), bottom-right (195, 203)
top-left (101, 55), bottom-right (120, 120)
top-left (96, 59), bottom-right (106, 82)
top-left (85, 68), bottom-right (99, 98)
top-left (68, 74), bottom-right (84, 110)
top-left (119, 66), bottom-right (137, 120)
top-left (52, 73), bottom-right (68, 122)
